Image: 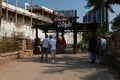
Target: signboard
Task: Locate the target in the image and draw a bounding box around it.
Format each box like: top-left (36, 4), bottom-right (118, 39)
top-left (55, 17), bottom-right (74, 28)
top-left (53, 16), bottom-right (75, 28)
top-left (54, 10), bottom-right (76, 28)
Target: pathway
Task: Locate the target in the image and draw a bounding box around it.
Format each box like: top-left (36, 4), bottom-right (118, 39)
top-left (0, 53), bottom-right (119, 80)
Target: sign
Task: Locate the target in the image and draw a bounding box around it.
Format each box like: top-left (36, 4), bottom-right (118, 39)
top-left (53, 10), bottom-right (77, 28)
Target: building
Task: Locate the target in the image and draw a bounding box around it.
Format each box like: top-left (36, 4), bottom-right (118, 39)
top-left (83, 7), bottom-right (106, 24)
top-left (0, 1), bottom-right (55, 41)
top-left (0, 1), bottom-right (82, 45)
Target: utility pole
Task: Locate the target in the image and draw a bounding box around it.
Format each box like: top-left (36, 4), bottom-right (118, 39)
top-left (0, 0), bottom-right (2, 16)
top-left (15, 0), bottom-right (18, 23)
top-left (6, 0), bottom-right (8, 21)
top-left (16, 0), bottom-right (18, 7)
top-left (54, 0), bottom-right (58, 10)
top-left (30, 0), bottom-right (33, 26)
top-left (0, 0), bottom-right (2, 30)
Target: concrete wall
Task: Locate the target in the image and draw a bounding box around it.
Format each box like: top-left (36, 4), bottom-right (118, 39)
top-left (0, 19), bottom-right (35, 40)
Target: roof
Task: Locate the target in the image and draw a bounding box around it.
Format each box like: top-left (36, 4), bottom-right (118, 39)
top-left (76, 23), bottom-right (100, 32)
top-left (32, 22), bottom-right (100, 32)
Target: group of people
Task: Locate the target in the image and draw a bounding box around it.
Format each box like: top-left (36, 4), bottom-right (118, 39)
top-left (38, 34), bottom-right (56, 63)
top-left (39, 34), bottom-right (107, 64)
top-left (88, 35), bottom-right (107, 64)
top-left (38, 34), bottom-right (66, 63)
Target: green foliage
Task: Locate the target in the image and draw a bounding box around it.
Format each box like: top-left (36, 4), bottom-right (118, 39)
top-left (85, 0), bottom-right (120, 32)
top-left (82, 32), bottom-right (92, 43)
top-left (111, 13), bottom-right (120, 32)
top-left (85, 0), bottom-right (116, 13)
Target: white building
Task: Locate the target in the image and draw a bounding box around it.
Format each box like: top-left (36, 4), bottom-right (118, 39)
top-left (0, 1), bottom-right (54, 41)
top-left (0, 1), bottom-right (82, 44)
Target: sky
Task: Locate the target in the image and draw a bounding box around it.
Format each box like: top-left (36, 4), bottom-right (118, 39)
top-left (5, 0), bottom-right (120, 23)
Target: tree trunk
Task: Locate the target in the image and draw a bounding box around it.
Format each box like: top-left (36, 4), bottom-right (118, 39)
top-left (105, 6), bottom-right (109, 32)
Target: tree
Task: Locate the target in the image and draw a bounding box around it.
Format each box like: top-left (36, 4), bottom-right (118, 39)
top-left (111, 13), bottom-right (120, 32)
top-left (85, 0), bottom-right (120, 32)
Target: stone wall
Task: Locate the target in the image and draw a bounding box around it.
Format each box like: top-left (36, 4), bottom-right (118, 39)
top-left (106, 32), bottom-right (120, 72)
top-left (0, 51), bottom-right (19, 64)
top-left (0, 50), bottom-right (34, 64)
top-left (114, 32), bottom-right (120, 72)
top-left (0, 39), bottom-right (34, 64)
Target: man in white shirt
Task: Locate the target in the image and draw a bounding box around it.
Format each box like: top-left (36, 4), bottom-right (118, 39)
top-left (49, 35), bottom-right (56, 63)
top-left (41, 35), bottom-right (50, 62)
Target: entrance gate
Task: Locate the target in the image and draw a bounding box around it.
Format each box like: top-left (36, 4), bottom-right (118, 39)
top-left (32, 10), bottom-right (100, 54)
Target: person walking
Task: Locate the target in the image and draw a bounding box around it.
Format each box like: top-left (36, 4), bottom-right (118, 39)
top-left (49, 35), bottom-right (56, 63)
top-left (41, 34), bottom-right (50, 62)
top-left (88, 35), bottom-right (97, 64)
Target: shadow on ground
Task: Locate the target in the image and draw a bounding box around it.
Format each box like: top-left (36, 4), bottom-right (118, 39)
top-left (17, 53), bottom-right (120, 80)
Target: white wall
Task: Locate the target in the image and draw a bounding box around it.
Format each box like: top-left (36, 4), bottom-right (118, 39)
top-left (0, 20), bottom-right (45, 40)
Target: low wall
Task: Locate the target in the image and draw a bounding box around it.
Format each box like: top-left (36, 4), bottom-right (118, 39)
top-left (0, 50), bottom-right (34, 64)
top-left (105, 32), bottom-right (120, 72)
top-left (0, 38), bottom-right (35, 64)
top-left (0, 51), bottom-right (19, 64)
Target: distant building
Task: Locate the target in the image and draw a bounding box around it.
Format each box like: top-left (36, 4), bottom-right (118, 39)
top-left (83, 7), bottom-right (106, 24)
top-left (56, 10), bottom-right (82, 44)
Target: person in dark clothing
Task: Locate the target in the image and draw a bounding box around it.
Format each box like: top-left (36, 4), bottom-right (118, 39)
top-left (88, 36), bottom-right (97, 64)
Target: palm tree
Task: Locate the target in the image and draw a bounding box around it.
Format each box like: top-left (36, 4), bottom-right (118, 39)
top-left (111, 13), bottom-right (120, 32)
top-left (85, 0), bottom-right (120, 32)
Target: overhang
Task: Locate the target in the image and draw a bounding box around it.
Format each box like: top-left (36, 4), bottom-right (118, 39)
top-left (32, 22), bottom-right (100, 32)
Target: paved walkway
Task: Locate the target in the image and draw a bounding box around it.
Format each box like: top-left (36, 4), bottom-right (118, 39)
top-left (0, 53), bottom-right (119, 80)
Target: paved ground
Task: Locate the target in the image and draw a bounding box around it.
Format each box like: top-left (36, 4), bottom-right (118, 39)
top-left (0, 53), bottom-right (119, 80)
